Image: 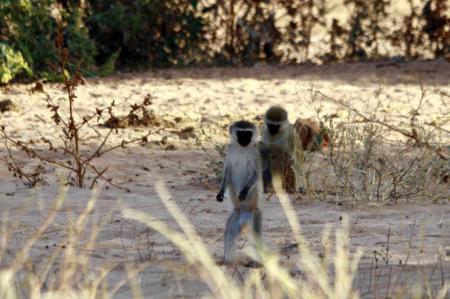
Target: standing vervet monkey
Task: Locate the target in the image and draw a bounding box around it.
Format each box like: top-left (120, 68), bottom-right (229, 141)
top-left (216, 120), bottom-right (264, 263)
top-left (260, 106), bottom-right (330, 193)
top-left (259, 106), bottom-right (298, 193)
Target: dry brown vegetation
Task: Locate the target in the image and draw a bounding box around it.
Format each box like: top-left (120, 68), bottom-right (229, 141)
top-left (0, 62), bottom-right (449, 298)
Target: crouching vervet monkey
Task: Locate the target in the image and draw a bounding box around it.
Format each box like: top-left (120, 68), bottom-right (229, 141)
top-left (216, 120), bottom-right (264, 264)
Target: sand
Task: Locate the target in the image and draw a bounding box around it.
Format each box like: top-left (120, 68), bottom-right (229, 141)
top-left (0, 60), bottom-right (449, 298)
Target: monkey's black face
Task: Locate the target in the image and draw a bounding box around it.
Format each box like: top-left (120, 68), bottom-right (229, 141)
top-left (237, 131), bottom-right (253, 147)
top-left (267, 123), bottom-right (281, 136)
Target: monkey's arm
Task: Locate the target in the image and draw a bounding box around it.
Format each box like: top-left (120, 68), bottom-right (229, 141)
top-left (239, 170), bottom-right (258, 201)
top-left (258, 143), bottom-right (270, 169)
top-left (216, 165), bottom-right (231, 202)
top-left (258, 143), bottom-right (272, 190)
top-left (262, 167), bottom-right (272, 191)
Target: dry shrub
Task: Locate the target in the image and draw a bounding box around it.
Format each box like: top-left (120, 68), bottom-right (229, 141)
top-left (296, 87), bottom-right (449, 204)
top-left (0, 34), bottom-right (156, 190)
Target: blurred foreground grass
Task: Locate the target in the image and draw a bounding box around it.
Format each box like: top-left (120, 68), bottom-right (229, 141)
top-left (0, 181), bottom-right (448, 299)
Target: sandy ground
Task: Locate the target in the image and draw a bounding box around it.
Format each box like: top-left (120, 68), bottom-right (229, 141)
top-left (0, 61), bottom-right (449, 298)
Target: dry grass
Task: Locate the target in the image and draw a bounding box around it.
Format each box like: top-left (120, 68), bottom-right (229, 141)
top-left (0, 182), bottom-right (448, 298)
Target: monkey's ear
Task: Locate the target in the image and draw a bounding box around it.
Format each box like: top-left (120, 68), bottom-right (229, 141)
top-left (228, 124), bottom-right (234, 135)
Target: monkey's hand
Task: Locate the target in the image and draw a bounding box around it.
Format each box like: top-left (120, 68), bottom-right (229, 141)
top-left (239, 187), bottom-right (249, 201)
top-left (216, 191), bottom-right (224, 202)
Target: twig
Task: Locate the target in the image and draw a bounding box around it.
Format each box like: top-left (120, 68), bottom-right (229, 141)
top-left (87, 162), bottom-right (129, 192)
top-left (89, 166), bottom-right (108, 189)
top-left (1, 133), bottom-right (76, 172)
top-left (2, 141), bottom-right (43, 186)
top-left (317, 90), bottom-right (448, 160)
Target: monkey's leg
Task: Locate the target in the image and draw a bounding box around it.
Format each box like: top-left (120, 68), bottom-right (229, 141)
top-left (253, 208), bottom-right (262, 245)
top-left (262, 167), bottom-right (272, 192)
top-left (259, 146), bottom-right (272, 193)
top-left (245, 208), bottom-right (263, 268)
top-left (224, 209), bottom-right (241, 263)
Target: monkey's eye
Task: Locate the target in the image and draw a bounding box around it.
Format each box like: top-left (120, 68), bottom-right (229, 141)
top-left (268, 124), bottom-right (280, 135)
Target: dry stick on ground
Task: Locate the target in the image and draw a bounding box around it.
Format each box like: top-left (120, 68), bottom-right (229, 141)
top-left (2, 141), bottom-right (44, 187)
top-left (425, 122), bottom-right (450, 134)
top-left (317, 90), bottom-right (449, 161)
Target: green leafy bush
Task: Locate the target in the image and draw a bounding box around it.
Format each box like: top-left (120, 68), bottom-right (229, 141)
top-left (62, 5), bottom-right (98, 75)
top-left (0, 43), bottom-right (31, 83)
top-left (0, 0), bottom-right (449, 83)
top-left (0, 0), bottom-right (56, 80)
top-left (85, 0), bottom-right (207, 68)
top-left (0, 0), bottom-right (96, 81)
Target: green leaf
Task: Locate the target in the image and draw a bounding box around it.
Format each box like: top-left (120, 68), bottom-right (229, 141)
top-left (0, 43), bottom-right (32, 83)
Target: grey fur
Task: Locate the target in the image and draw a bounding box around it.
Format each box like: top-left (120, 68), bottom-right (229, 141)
top-left (217, 121), bottom-right (264, 263)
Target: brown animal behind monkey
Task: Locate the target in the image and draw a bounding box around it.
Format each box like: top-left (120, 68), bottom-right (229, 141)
top-left (294, 118), bottom-right (330, 152)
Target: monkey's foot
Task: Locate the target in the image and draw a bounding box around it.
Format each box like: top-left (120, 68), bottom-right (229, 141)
top-left (215, 259), bottom-right (227, 266)
top-left (216, 257), bottom-right (237, 266)
top-left (243, 260), bottom-right (262, 268)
